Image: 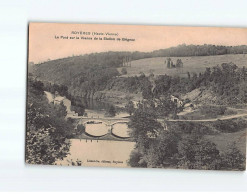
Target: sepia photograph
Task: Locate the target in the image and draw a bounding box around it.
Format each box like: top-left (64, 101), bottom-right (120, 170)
top-left (26, 23), bottom-right (247, 171)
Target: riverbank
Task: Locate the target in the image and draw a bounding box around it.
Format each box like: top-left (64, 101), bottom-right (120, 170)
top-left (44, 90), bottom-right (131, 119)
top-left (91, 89), bottom-right (142, 108)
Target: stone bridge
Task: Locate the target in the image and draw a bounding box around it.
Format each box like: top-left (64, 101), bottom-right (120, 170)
top-left (79, 117), bottom-right (130, 126)
top-left (73, 117), bottom-right (133, 141)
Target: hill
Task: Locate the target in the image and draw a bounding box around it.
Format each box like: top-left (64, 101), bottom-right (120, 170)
top-left (118, 54), bottom-right (247, 77)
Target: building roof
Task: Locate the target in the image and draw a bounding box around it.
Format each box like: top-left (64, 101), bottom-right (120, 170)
top-left (54, 96), bottom-right (65, 102)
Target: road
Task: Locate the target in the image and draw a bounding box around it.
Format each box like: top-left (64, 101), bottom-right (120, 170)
top-left (165, 113), bottom-right (247, 122)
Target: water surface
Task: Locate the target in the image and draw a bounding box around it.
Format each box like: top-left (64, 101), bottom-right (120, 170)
top-left (57, 139), bottom-right (135, 167)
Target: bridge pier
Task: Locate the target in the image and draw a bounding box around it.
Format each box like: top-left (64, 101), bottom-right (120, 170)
top-left (107, 124), bottom-right (113, 134)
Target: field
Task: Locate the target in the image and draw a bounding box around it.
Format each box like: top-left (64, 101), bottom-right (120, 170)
top-left (118, 54), bottom-right (247, 77)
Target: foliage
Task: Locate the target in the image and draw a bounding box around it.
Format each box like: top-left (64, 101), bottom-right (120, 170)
top-left (177, 136), bottom-right (221, 170)
top-left (26, 78), bottom-right (75, 165)
top-left (212, 119), bottom-right (247, 133)
top-left (145, 131), bottom-right (180, 168)
top-left (105, 105), bottom-right (116, 117)
top-left (68, 96), bottom-right (87, 115)
top-left (44, 82), bottom-right (69, 97)
top-left (220, 142), bottom-right (246, 170)
top-left (125, 100), bottom-right (135, 116)
top-left (76, 124), bottom-right (85, 135)
top-left (128, 102), bottom-right (163, 152)
top-left (154, 97), bottom-right (177, 118)
top-left (153, 63), bottom-right (247, 104)
top-left (108, 74), bottom-right (152, 95)
top-left (152, 44), bottom-right (247, 57)
top-left (166, 58), bottom-right (183, 69)
top-left (121, 67), bottom-right (127, 75)
top-left (127, 149), bottom-right (147, 167)
top-left (199, 105), bottom-right (227, 118)
top-left (167, 121), bottom-right (214, 135)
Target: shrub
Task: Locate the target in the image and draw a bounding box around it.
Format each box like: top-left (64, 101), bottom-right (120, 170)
top-left (128, 149), bottom-right (147, 167)
top-left (121, 67), bottom-right (127, 75)
top-left (220, 142), bottom-right (246, 170)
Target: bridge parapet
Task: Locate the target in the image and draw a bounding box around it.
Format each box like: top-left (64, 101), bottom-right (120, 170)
top-left (79, 117), bottom-right (129, 127)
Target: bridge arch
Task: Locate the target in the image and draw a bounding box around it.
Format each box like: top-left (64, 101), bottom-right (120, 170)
top-left (81, 120), bottom-right (110, 137)
top-left (111, 122), bottom-right (130, 138)
top-left (111, 121), bottom-right (129, 126)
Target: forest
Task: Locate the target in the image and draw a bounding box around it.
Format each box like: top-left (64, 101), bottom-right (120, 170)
top-left (152, 62), bottom-right (247, 104)
top-left (127, 100), bottom-right (246, 170)
top-left (151, 44), bottom-right (247, 57)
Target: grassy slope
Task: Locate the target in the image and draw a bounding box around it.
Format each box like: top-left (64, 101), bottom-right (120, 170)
top-left (205, 129), bottom-right (246, 154)
top-left (118, 54), bottom-right (247, 77)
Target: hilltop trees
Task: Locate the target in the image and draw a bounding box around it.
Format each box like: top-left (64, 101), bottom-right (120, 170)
top-left (166, 58), bottom-right (183, 69)
top-left (166, 58), bottom-right (171, 68)
top-left (176, 59), bottom-right (183, 68)
top-left (153, 44), bottom-right (247, 57)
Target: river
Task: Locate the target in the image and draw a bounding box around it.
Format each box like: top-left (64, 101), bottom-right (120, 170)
top-left (44, 91), bottom-right (135, 167)
top-left (56, 139), bottom-right (135, 167)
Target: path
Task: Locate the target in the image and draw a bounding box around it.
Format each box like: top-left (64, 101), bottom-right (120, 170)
top-left (165, 113), bottom-right (247, 122)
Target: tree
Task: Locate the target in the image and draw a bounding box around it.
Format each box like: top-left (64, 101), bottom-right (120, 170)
top-left (128, 149), bottom-right (147, 167)
top-left (128, 106), bottom-right (162, 152)
top-left (142, 85), bottom-right (153, 100)
top-left (187, 72), bottom-right (191, 80)
top-left (176, 59), bottom-right (183, 68)
top-left (55, 101), bottom-right (67, 118)
top-left (125, 100), bottom-right (135, 116)
top-left (76, 124), bottom-right (85, 135)
top-left (105, 105), bottom-right (116, 117)
top-left (26, 79), bottom-right (74, 165)
top-left (155, 98), bottom-right (177, 118)
top-left (145, 131), bottom-right (180, 168)
top-left (153, 75), bottom-right (171, 97)
top-left (167, 58), bottom-right (171, 69)
top-left (177, 136), bottom-right (221, 170)
top-left (221, 142), bottom-right (245, 170)
top-left (121, 67), bottom-right (127, 75)
top-left (171, 61), bottom-right (175, 68)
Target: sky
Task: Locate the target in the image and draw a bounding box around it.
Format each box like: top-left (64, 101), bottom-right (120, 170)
top-left (29, 23), bottom-right (247, 63)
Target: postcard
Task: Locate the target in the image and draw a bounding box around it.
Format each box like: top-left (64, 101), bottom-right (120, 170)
top-left (26, 23), bottom-right (247, 170)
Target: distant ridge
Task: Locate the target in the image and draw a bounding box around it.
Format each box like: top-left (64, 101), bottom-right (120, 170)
top-left (33, 44), bottom-right (247, 65)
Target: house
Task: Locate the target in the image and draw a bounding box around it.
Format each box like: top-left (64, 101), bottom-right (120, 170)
top-left (54, 96), bottom-right (65, 105)
top-left (171, 95), bottom-right (183, 107)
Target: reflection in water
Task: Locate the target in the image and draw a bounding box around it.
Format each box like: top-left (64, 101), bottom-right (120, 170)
top-left (45, 91), bottom-right (134, 167)
top-left (85, 123), bottom-right (108, 136)
top-left (57, 139), bottom-right (135, 167)
top-left (71, 97), bottom-right (112, 111)
top-left (83, 98), bottom-right (112, 111)
top-left (112, 123), bottom-right (130, 137)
